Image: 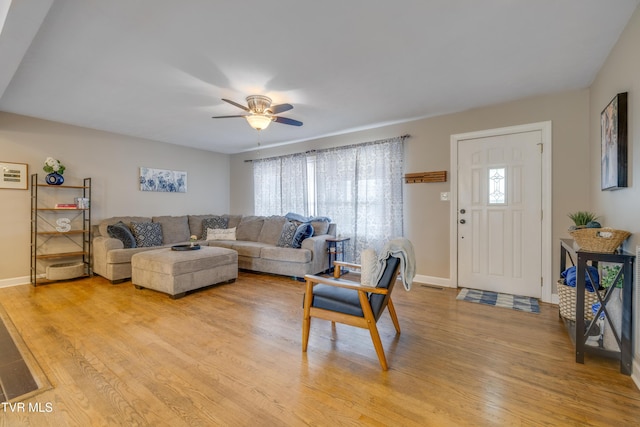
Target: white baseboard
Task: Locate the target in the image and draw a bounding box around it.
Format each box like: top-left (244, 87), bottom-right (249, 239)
top-left (633, 359), bottom-right (640, 391)
top-left (0, 276), bottom-right (31, 288)
top-left (412, 274), bottom-right (452, 288)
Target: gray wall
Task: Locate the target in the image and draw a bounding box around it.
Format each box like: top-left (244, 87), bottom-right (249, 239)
top-left (230, 89), bottom-right (591, 284)
top-left (588, 5), bottom-right (640, 383)
top-left (0, 113), bottom-right (230, 283)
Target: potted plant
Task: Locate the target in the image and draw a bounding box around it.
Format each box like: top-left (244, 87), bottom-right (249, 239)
top-left (567, 211), bottom-right (600, 231)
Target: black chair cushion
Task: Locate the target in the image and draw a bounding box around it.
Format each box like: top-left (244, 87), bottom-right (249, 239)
top-left (312, 284), bottom-right (364, 317)
top-left (370, 256), bottom-right (400, 319)
top-left (309, 256), bottom-right (400, 319)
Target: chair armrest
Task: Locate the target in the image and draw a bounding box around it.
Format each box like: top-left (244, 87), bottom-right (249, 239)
top-left (304, 274), bottom-right (388, 295)
top-left (333, 260), bottom-right (361, 270)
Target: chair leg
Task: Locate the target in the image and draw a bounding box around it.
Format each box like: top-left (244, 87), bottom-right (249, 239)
top-left (367, 321), bottom-right (389, 371)
top-left (387, 297), bottom-right (401, 334)
top-left (358, 291), bottom-right (389, 370)
top-left (302, 280), bottom-right (314, 352)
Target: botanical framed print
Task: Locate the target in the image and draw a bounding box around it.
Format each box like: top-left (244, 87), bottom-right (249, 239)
top-left (139, 167), bottom-right (187, 193)
top-left (0, 161), bottom-right (28, 190)
top-left (601, 92), bottom-right (628, 190)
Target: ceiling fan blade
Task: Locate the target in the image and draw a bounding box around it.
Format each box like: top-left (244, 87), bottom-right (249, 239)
top-left (221, 98), bottom-right (250, 112)
top-left (273, 116), bottom-right (303, 126)
top-left (211, 115), bottom-right (247, 119)
top-left (268, 103), bottom-right (294, 114)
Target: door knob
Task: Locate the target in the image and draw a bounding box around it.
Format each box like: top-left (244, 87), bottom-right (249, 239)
top-left (459, 219), bottom-right (466, 224)
top-left (460, 209), bottom-right (466, 214)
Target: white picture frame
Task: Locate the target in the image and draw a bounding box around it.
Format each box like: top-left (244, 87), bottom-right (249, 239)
top-left (0, 161), bottom-right (28, 190)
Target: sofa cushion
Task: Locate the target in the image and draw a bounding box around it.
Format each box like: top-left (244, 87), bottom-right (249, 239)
top-left (207, 240), bottom-right (236, 251)
top-left (225, 214), bottom-right (243, 229)
top-left (130, 222), bottom-right (163, 247)
top-left (310, 219), bottom-right (330, 235)
top-left (260, 216), bottom-right (287, 245)
top-left (236, 218), bottom-right (265, 241)
top-left (152, 216), bottom-right (190, 244)
top-left (106, 246), bottom-right (159, 264)
top-left (292, 223), bottom-right (314, 248)
top-left (99, 216), bottom-right (151, 238)
top-left (229, 241), bottom-right (264, 258)
top-left (188, 215), bottom-right (214, 239)
top-left (261, 246), bottom-right (312, 263)
top-left (276, 221), bottom-right (298, 248)
top-left (207, 227), bottom-right (236, 240)
top-left (107, 221), bottom-right (137, 248)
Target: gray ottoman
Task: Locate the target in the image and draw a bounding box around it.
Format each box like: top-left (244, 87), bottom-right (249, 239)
top-left (131, 246), bottom-right (238, 299)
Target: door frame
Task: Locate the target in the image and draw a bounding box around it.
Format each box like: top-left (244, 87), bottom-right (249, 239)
top-left (450, 121), bottom-right (553, 303)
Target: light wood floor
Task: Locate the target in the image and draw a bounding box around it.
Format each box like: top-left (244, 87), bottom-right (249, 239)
top-left (0, 272), bottom-right (639, 426)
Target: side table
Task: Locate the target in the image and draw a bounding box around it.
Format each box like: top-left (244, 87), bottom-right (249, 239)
top-left (326, 237), bottom-right (350, 276)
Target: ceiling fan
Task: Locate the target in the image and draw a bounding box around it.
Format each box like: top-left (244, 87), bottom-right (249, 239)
top-left (212, 95), bottom-right (303, 131)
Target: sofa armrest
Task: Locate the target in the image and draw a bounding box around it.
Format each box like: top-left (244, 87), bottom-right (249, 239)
top-left (301, 234), bottom-right (332, 273)
top-left (94, 235), bottom-right (125, 251)
top-left (93, 236), bottom-right (124, 278)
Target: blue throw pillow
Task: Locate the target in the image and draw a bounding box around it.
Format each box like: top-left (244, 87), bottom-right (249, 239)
top-left (107, 221), bottom-right (137, 248)
top-left (292, 223), bottom-right (314, 248)
top-left (130, 222), bottom-right (163, 247)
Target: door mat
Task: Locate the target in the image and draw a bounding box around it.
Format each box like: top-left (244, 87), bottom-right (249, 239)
top-left (456, 288), bottom-right (540, 314)
top-left (0, 304), bottom-right (51, 402)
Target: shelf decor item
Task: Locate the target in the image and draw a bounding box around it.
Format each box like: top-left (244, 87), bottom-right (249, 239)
top-left (601, 92), bottom-right (628, 190)
top-left (567, 211), bottom-right (599, 230)
top-left (43, 157), bottom-right (66, 185)
top-left (570, 228), bottom-right (631, 253)
top-left (557, 278), bottom-right (602, 321)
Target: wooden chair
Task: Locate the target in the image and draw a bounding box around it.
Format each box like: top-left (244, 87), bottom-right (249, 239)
top-left (302, 256), bottom-right (402, 370)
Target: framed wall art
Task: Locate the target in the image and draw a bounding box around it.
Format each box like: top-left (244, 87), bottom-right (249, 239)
top-left (0, 161), bottom-right (28, 190)
top-left (601, 92), bottom-right (628, 190)
top-left (139, 167), bottom-right (187, 193)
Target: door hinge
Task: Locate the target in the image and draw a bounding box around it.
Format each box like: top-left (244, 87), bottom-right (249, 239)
top-left (537, 142), bottom-right (543, 153)
top-left (541, 277), bottom-right (544, 287)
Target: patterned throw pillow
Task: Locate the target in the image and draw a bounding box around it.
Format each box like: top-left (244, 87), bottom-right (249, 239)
top-left (201, 216), bottom-right (228, 239)
top-left (291, 223), bottom-right (314, 248)
top-left (130, 222), bottom-right (163, 247)
top-left (276, 221), bottom-right (298, 248)
top-left (206, 227), bottom-right (236, 241)
top-left (106, 221), bottom-right (137, 248)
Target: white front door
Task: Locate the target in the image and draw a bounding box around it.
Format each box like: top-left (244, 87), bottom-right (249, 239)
top-left (457, 130), bottom-right (542, 298)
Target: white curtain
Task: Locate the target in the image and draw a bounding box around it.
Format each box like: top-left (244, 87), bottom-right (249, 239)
top-left (316, 137), bottom-right (405, 262)
top-left (254, 154), bottom-right (308, 216)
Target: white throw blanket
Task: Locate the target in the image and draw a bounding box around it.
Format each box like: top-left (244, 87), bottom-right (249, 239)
top-left (372, 238), bottom-right (416, 291)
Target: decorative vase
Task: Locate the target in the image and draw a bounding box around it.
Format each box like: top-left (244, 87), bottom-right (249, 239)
top-left (45, 172), bottom-right (64, 185)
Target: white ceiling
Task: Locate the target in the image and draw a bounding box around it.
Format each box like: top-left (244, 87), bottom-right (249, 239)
top-left (0, 1), bottom-right (638, 154)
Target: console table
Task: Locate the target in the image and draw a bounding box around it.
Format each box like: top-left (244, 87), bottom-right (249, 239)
top-left (559, 239), bottom-right (634, 375)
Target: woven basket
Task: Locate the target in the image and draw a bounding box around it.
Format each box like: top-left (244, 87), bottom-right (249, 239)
top-left (557, 279), bottom-right (601, 321)
top-left (569, 227), bottom-right (630, 253)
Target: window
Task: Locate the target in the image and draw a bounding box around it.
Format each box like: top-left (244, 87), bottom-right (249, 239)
top-left (253, 136), bottom-right (406, 262)
top-left (488, 167), bottom-right (506, 205)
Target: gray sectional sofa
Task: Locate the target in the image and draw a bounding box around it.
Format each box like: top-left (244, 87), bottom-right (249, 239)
top-left (92, 214), bottom-right (336, 283)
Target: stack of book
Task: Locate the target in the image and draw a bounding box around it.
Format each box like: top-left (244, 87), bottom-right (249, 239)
top-left (54, 203), bottom-right (78, 209)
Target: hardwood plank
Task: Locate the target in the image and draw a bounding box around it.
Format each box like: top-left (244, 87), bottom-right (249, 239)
top-left (0, 273), bottom-right (638, 426)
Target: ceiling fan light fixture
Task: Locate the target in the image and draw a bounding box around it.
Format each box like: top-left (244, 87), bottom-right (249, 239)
top-left (246, 114), bottom-right (272, 130)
